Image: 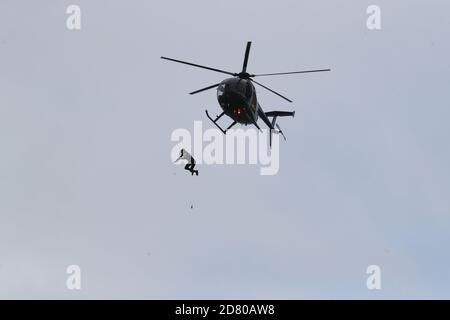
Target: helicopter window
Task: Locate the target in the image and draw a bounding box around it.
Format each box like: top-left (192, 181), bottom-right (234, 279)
top-left (217, 84), bottom-right (226, 99)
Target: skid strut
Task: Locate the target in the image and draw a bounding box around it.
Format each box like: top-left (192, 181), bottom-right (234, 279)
top-left (205, 110), bottom-right (236, 134)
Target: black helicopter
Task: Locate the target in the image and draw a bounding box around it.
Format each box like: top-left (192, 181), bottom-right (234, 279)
top-left (161, 42), bottom-right (330, 144)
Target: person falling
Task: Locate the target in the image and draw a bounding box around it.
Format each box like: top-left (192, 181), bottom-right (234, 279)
top-left (175, 148), bottom-right (198, 176)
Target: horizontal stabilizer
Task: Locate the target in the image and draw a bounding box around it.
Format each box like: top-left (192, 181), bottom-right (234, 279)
top-left (265, 111), bottom-right (295, 118)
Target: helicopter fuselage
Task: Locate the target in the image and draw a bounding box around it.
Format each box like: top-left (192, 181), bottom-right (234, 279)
top-left (217, 78), bottom-right (259, 125)
top-left (161, 41), bottom-right (328, 138)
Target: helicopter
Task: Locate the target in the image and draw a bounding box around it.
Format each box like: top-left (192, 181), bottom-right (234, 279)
top-left (161, 42), bottom-right (330, 145)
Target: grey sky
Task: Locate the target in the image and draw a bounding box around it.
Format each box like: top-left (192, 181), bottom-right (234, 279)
top-left (0, 0), bottom-right (449, 299)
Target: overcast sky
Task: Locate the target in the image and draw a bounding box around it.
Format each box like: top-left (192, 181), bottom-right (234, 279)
top-left (0, 0), bottom-right (449, 299)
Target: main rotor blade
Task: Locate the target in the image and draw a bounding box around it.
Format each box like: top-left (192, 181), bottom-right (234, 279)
top-left (251, 69), bottom-right (331, 77)
top-left (242, 41), bottom-right (252, 73)
top-left (250, 79), bottom-right (293, 103)
top-left (189, 83), bottom-right (221, 95)
top-left (161, 57), bottom-right (236, 76)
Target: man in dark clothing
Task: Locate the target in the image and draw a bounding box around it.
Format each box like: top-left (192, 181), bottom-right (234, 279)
top-left (175, 149), bottom-right (198, 176)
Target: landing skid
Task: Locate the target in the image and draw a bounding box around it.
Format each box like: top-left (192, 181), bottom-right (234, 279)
top-left (205, 110), bottom-right (236, 134)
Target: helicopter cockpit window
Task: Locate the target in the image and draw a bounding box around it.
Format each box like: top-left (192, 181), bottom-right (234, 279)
top-left (217, 84), bottom-right (226, 99)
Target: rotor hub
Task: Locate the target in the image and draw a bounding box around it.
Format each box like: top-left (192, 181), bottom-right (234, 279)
top-left (237, 72), bottom-right (252, 79)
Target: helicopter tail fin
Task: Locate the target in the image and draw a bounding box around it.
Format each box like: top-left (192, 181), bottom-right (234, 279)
top-left (264, 111), bottom-right (295, 146)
